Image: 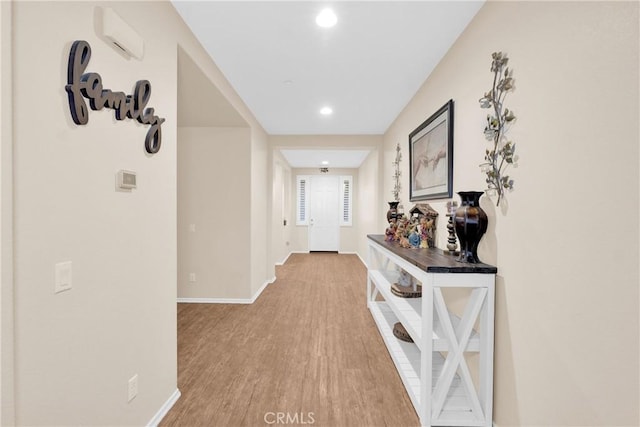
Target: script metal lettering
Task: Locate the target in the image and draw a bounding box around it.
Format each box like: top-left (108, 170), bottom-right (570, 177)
top-left (65, 40), bottom-right (165, 154)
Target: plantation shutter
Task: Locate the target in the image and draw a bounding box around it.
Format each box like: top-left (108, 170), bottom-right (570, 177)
top-left (296, 176), bottom-right (309, 225)
top-left (340, 176), bottom-right (352, 226)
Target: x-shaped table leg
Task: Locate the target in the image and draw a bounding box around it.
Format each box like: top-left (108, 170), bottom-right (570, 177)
top-left (431, 287), bottom-right (487, 420)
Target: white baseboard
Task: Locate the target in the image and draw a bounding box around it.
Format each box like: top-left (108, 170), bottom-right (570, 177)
top-left (338, 251), bottom-right (367, 268)
top-left (177, 277), bottom-right (276, 305)
top-left (251, 276), bottom-right (276, 303)
top-left (147, 388), bottom-right (181, 427)
top-left (276, 250), bottom-right (310, 264)
top-left (275, 251), bottom-right (292, 266)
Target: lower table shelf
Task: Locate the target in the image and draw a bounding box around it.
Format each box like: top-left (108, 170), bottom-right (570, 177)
top-left (369, 269), bottom-right (481, 352)
top-left (368, 301), bottom-right (479, 423)
top-left (368, 301), bottom-right (421, 409)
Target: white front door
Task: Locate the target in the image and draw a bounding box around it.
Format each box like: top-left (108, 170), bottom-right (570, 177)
top-left (308, 175), bottom-right (340, 251)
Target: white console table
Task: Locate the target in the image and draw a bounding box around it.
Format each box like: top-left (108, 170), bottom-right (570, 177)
top-left (366, 234), bottom-right (496, 427)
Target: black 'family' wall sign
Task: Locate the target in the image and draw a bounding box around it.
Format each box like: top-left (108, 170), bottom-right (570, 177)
top-left (65, 40), bottom-right (165, 154)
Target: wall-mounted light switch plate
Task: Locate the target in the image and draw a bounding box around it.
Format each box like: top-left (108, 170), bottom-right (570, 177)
top-left (55, 261), bottom-right (72, 294)
top-left (189, 273), bottom-right (196, 283)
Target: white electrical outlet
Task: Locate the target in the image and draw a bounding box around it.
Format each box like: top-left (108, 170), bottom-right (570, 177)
top-left (189, 224), bottom-right (196, 232)
top-left (128, 374), bottom-right (138, 402)
top-left (54, 261), bottom-right (73, 294)
top-left (189, 273), bottom-right (196, 283)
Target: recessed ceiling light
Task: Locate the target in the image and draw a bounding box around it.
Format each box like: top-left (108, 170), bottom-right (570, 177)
top-left (321, 160), bottom-right (329, 165)
top-left (316, 8), bottom-right (337, 28)
top-left (320, 106), bottom-right (333, 116)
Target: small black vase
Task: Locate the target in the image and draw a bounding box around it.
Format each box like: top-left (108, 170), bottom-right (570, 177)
top-left (387, 201), bottom-right (400, 222)
top-left (454, 191), bottom-right (488, 263)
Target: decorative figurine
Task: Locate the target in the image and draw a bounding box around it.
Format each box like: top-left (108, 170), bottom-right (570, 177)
top-left (445, 200), bottom-right (459, 255)
top-left (408, 204), bottom-right (438, 248)
top-left (385, 220), bottom-right (397, 241)
top-left (399, 236), bottom-right (412, 248)
top-left (384, 201), bottom-right (439, 250)
top-left (408, 231), bottom-right (421, 248)
top-left (394, 218), bottom-right (407, 242)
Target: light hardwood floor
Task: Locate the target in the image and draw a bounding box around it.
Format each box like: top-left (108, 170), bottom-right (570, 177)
top-left (161, 253), bottom-right (420, 427)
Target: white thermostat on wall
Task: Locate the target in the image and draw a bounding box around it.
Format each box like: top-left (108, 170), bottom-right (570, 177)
top-left (117, 170), bottom-right (137, 190)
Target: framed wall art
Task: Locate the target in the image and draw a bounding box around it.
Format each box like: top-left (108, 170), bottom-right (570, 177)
top-left (409, 99), bottom-right (454, 201)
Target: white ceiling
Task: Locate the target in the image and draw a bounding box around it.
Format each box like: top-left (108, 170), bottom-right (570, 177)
top-left (172, 0), bottom-right (484, 136)
top-left (173, 1), bottom-right (483, 168)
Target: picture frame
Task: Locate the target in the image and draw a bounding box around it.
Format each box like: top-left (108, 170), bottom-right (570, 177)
top-left (409, 99), bottom-right (454, 201)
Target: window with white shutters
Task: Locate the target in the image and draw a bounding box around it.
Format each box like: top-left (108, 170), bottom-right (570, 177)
top-left (340, 176), bottom-right (353, 226)
top-left (296, 176), bottom-right (309, 225)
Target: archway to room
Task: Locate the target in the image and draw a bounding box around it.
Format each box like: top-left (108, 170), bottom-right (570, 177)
top-left (176, 46), bottom-right (250, 301)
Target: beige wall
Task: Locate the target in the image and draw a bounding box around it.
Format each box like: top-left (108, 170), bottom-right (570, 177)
top-left (177, 127), bottom-right (252, 300)
top-left (0, 1), bottom-right (15, 424)
top-left (356, 150), bottom-right (381, 262)
top-left (8, 0), bottom-right (272, 424)
top-left (384, 1), bottom-right (639, 425)
top-left (271, 150), bottom-right (293, 266)
top-left (250, 126), bottom-right (274, 293)
top-left (12, 2), bottom-right (179, 424)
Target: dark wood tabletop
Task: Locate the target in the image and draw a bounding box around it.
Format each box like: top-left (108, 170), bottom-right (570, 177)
top-left (367, 234), bottom-right (497, 274)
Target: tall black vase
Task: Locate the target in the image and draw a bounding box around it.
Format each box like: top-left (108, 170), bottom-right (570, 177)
top-left (454, 191), bottom-right (488, 263)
